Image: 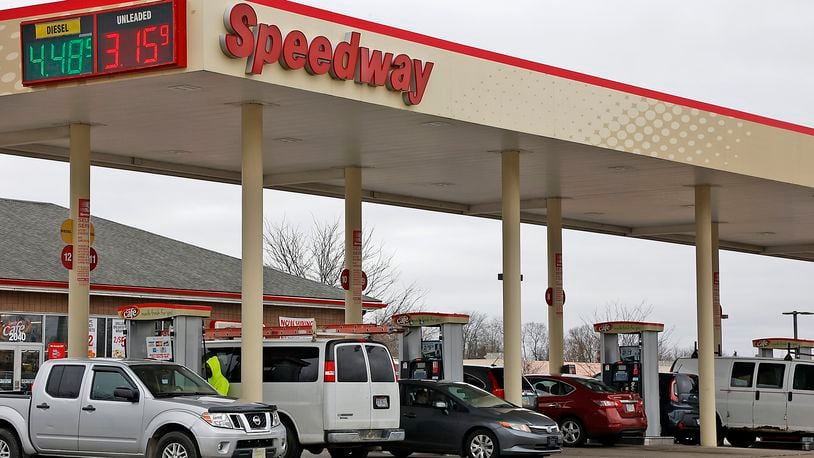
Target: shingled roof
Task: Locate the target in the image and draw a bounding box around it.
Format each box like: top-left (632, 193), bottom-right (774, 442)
top-left (0, 198), bottom-right (378, 304)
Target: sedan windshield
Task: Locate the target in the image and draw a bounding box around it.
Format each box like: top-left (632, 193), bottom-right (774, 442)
top-left (443, 383), bottom-right (514, 408)
top-left (130, 364), bottom-right (218, 397)
top-left (570, 377), bottom-right (617, 393)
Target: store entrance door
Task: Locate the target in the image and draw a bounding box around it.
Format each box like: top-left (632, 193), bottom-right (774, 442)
top-left (0, 343), bottom-right (43, 392)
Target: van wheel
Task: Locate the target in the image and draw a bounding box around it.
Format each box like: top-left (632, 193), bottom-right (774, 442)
top-left (559, 417), bottom-right (586, 447)
top-left (281, 420), bottom-right (302, 458)
top-left (155, 431), bottom-right (198, 458)
top-left (0, 428), bottom-right (21, 458)
top-left (725, 431), bottom-right (756, 448)
top-left (465, 429), bottom-right (499, 458)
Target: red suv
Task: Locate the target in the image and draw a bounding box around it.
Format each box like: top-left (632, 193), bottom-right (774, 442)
top-left (525, 374), bottom-right (646, 446)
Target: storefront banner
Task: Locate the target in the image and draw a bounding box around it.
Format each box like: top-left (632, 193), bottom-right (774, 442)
top-left (118, 303), bottom-right (211, 320)
top-left (0, 314), bottom-right (42, 343)
top-left (87, 318), bottom-right (97, 358)
top-left (146, 336), bottom-right (173, 361)
top-left (279, 316), bottom-right (315, 327)
top-left (48, 342), bottom-right (67, 359)
top-left (112, 319), bottom-right (126, 358)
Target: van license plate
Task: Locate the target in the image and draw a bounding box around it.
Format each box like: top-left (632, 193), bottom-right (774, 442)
top-left (252, 448), bottom-right (265, 457)
top-left (624, 404), bottom-right (634, 412)
top-left (374, 395), bottom-right (390, 409)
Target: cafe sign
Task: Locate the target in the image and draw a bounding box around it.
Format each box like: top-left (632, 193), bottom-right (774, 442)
top-left (117, 303), bottom-right (211, 320)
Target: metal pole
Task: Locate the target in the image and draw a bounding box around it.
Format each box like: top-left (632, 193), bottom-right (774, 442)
top-left (695, 185), bottom-right (717, 447)
top-left (241, 103), bottom-right (264, 402)
top-left (794, 314), bottom-right (798, 340)
top-left (501, 151), bottom-right (522, 406)
top-left (68, 124), bottom-right (90, 358)
top-left (344, 167), bottom-right (363, 324)
top-left (547, 197), bottom-right (564, 374)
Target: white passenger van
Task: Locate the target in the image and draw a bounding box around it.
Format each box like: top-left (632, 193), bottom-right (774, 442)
top-left (204, 338), bottom-right (404, 458)
top-left (672, 356), bottom-right (814, 447)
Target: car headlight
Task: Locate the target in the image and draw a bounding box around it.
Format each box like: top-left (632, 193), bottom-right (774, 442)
top-left (272, 411), bottom-right (281, 427)
top-left (201, 411), bottom-right (235, 429)
top-left (499, 421), bottom-right (531, 433)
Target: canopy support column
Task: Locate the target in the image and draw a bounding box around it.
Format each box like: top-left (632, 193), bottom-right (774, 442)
top-left (241, 103), bottom-right (264, 402)
top-left (501, 151), bottom-right (522, 406)
top-left (67, 123), bottom-right (90, 358)
top-left (695, 185), bottom-right (717, 447)
top-left (547, 197), bottom-right (564, 374)
top-left (344, 166), bottom-right (363, 324)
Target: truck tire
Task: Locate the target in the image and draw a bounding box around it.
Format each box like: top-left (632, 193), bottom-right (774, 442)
top-left (281, 419), bottom-right (302, 458)
top-left (155, 431), bottom-right (199, 458)
top-left (328, 448), bottom-right (368, 458)
top-left (0, 428), bottom-right (21, 458)
top-left (725, 431), bottom-right (756, 448)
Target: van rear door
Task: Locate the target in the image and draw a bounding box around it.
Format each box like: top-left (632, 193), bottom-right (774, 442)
top-left (327, 343), bottom-right (371, 431)
top-left (365, 343), bottom-right (400, 429)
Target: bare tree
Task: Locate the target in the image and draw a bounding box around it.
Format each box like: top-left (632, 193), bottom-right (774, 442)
top-left (263, 217), bottom-right (425, 335)
top-left (564, 324), bottom-right (599, 362)
top-left (462, 311), bottom-right (488, 359)
top-left (522, 322), bottom-right (548, 361)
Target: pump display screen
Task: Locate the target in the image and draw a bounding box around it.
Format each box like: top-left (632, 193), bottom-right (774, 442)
top-left (20, 0), bottom-right (184, 85)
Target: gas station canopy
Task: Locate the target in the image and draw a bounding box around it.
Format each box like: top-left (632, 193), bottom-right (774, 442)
top-left (1, 0), bottom-right (813, 261)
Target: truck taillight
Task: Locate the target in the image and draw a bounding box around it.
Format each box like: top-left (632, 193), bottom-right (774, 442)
top-left (670, 379), bottom-right (678, 402)
top-left (431, 361), bottom-right (440, 376)
top-left (324, 361), bottom-right (336, 382)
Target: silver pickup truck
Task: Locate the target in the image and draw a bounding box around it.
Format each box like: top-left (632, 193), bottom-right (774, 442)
top-left (0, 358), bottom-right (286, 458)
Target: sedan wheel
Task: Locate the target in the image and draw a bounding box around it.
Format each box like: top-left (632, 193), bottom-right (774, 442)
top-left (559, 418), bottom-right (586, 446)
top-left (466, 430), bottom-right (498, 458)
top-left (0, 440), bottom-right (9, 458)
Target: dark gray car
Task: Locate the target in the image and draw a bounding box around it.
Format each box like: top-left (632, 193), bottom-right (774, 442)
top-left (388, 380), bottom-right (562, 458)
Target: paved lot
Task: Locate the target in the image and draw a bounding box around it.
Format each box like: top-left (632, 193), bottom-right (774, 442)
top-left (306, 444), bottom-right (814, 458)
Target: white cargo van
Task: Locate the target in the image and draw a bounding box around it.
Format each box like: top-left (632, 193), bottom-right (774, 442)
top-left (205, 338), bottom-right (404, 458)
top-left (672, 356), bottom-right (814, 447)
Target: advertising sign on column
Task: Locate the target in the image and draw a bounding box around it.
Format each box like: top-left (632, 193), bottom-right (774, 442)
top-left (146, 336), bottom-right (173, 361)
top-left (352, 229), bottom-right (362, 303)
top-left (76, 198), bottom-right (91, 284)
top-left (554, 253), bottom-right (564, 316)
top-left (87, 318), bottom-right (97, 358)
top-left (112, 319), bottom-right (126, 358)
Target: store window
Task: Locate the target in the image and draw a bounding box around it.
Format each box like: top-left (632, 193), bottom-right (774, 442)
top-left (0, 314), bottom-right (43, 343)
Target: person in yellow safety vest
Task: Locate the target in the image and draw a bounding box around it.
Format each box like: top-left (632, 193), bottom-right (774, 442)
top-left (205, 355), bottom-right (230, 396)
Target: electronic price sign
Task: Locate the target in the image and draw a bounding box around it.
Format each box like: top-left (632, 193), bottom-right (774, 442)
top-left (20, 0), bottom-right (185, 85)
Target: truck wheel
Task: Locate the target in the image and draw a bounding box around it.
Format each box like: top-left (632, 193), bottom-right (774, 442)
top-left (155, 431), bottom-right (199, 458)
top-left (281, 419), bottom-right (302, 458)
top-left (725, 431), bottom-right (756, 448)
top-left (0, 428), bottom-right (21, 458)
top-left (328, 448), bottom-right (368, 458)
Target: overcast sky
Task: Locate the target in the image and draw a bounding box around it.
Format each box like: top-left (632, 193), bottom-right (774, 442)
top-left (2, 0), bottom-right (814, 357)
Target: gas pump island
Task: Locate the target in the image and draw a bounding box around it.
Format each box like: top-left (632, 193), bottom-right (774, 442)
top-left (595, 321), bottom-right (664, 439)
top-left (117, 303), bottom-right (211, 375)
top-left (393, 312), bottom-right (469, 382)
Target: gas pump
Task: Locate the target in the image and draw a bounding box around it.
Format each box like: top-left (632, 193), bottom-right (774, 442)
top-left (595, 321), bottom-right (663, 439)
top-left (392, 312), bottom-right (469, 381)
top-left (117, 303), bottom-right (211, 375)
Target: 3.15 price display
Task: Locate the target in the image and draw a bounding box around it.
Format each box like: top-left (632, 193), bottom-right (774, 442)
top-left (20, 0), bottom-right (184, 86)
top-left (96, 1), bottom-right (176, 74)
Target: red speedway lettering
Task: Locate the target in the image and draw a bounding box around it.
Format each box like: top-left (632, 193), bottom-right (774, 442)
top-left (220, 3), bottom-right (433, 105)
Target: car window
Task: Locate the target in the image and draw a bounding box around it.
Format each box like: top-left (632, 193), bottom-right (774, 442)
top-left (570, 377), bottom-right (616, 393)
top-left (793, 364), bottom-right (814, 391)
top-left (45, 365), bottom-right (85, 399)
top-left (730, 362), bottom-right (755, 387)
top-left (263, 347), bottom-right (319, 383)
top-left (405, 385), bottom-right (435, 407)
top-left (464, 373), bottom-right (487, 389)
top-left (366, 345), bottom-right (395, 382)
top-left (676, 374), bottom-right (698, 395)
top-left (443, 383), bottom-right (513, 408)
top-left (130, 364), bottom-right (218, 397)
top-left (532, 379), bottom-right (558, 396)
top-left (336, 344), bottom-right (367, 382)
top-left (90, 369), bottom-right (136, 401)
top-left (756, 363), bottom-right (785, 389)
top-left (205, 348), bottom-right (241, 383)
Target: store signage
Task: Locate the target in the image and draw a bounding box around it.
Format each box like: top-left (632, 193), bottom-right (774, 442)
top-left (592, 321), bottom-right (665, 334)
top-left (146, 336), bottom-right (173, 361)
top-left (220, 3), bottom-right (434, 105)
top-left (47, 342), bottom-right (67, 359)
top-left (279, 316), bottom-right (315, 327)
top-left (2, 320), bottom-right (29, 342)
top-left (117, 303), bottom-right (212, 320)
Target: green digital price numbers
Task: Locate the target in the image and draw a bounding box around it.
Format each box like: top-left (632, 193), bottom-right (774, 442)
top-left (22, 15), bottom-right (94, 83)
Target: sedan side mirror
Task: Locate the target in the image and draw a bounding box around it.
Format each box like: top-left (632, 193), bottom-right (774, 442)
top-left (114, 387), bottom-right (139, 402)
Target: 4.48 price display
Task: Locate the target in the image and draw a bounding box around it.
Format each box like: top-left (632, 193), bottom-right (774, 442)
top-left (20, 0), bottom-right (182, 85)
